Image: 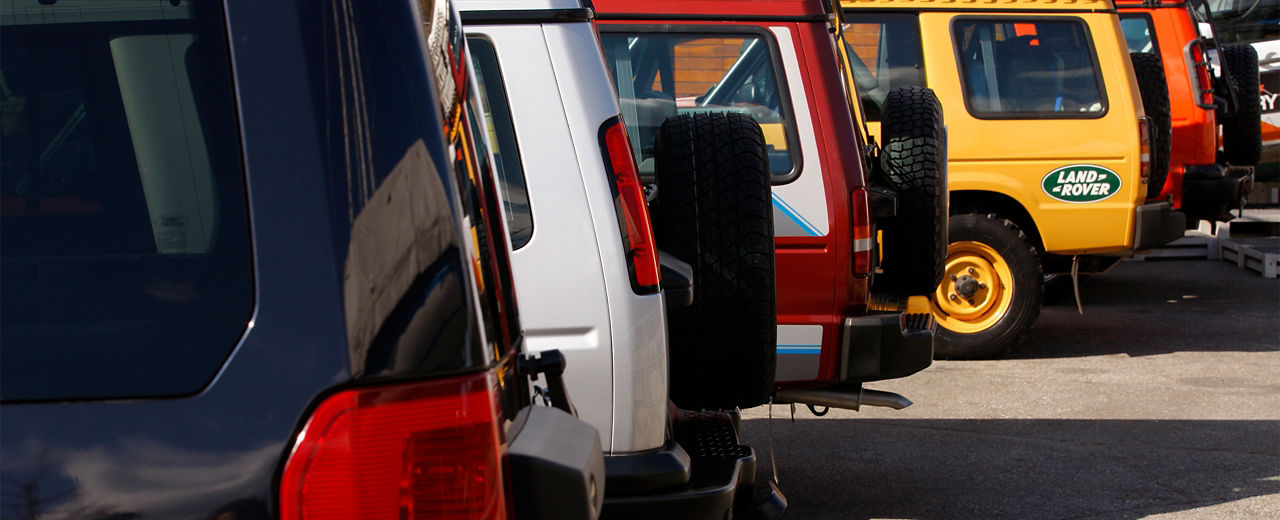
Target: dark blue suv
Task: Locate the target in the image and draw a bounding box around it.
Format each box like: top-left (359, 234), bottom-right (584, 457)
top-left (0, 1), bottom-right (601, 518)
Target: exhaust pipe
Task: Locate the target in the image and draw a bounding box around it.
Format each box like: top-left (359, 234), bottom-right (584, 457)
top-left (773, 387), bottom-right (912, 411)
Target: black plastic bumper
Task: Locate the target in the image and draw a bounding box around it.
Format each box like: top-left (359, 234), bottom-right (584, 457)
top-left (601, 410), bottom-right (785, 519)
top-left (1181, 164), bottom-right (1254, 222)
top-left (840, 311), bottom-right (935, 383)
top-left (1132, 200), bottom-right (1187, 250)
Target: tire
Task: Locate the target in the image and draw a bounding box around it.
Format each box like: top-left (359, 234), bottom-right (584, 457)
top-left (652, 112), bottom-right (777, 410)
top-left (1130, 52), bottom-right (1171, 199)
top-left (930, 213), bottom-right (1042, 359)
top-left (1220, 44), bottom-right (1262, 167)
top-left (876, 86), bottom-right (948, 294)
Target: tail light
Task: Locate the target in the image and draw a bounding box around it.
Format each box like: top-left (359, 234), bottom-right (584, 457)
top-left (600, 116), bottom-right (661, 293)
top-left (851, 187), bottom-right (873, 276)
top-left (1138, 116), bottom-right (1151, 182)
top-left (1187, 39), bottom-right (1215, 109)
top-left (280, 372), bottom-right (509, 520)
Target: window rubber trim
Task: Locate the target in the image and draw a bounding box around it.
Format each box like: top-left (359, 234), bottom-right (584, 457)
top-left (948, 15), bottom-right (1112, 120)
top-left (461, 8), bottom-right (594, 25)
top-left (596, 23), bottom-right (806, 185)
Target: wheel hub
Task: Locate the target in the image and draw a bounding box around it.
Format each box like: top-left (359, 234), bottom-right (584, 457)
top-left (954, 275), bottom-right (979, 298)
top-left (930, 241), bottom-right (1016, 334)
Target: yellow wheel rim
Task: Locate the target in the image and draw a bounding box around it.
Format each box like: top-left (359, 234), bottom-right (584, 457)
top-left (930, 241), bottom-right (1015, 334)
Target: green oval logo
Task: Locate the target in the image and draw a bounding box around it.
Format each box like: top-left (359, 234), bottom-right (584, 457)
top-left (1042, 165), bottom-right (1122, 203)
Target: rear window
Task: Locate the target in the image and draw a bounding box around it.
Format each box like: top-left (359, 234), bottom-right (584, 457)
top-left (0, 0), bottom-right (252, 401)
top-left (600, 30), bottom-right (801, 183)
top-left (952, 18), bottom-right (1107, 118)
top-left (1119, 15), bottom-right (1158, 54)
top-left (467, 36), bottom-right (532, 250)
top-left (842, 12), bottom-right (926, 122)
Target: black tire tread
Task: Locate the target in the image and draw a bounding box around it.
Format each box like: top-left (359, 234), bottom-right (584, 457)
top-left (1220, 44), bottom-right (1262, 167)
top-left (877, 86), bottom-right (948, 294)
top-left (1130, 51), bottom-right (1172, 199)
top-left (654, 112), bottom-right (777, 410)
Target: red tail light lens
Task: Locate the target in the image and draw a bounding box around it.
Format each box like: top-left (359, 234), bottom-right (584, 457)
top-left (280, 373), bottom-right (508, 520)
top-left (1188, 40), bottom-right (1215, 108)
top-left (600, 116), bottom-right (661, 293)
top-left (851, 188), bottom-right (873, 276)
top-left (1138, 116), bottom-right (1151, 182)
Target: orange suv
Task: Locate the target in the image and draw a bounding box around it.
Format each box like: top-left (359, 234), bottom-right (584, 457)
top-left (1117, 0), bottom-right (1261, 224)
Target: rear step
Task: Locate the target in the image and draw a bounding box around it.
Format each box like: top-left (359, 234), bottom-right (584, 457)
top-left (601, 409), bottom-right (786, 519)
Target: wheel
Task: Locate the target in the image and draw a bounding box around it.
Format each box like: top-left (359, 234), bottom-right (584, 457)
top-left (876, 86), bottom-right (949, 294)
top-left (1220, 44), bottom-right (1262, 167)
top-left (1129, 52), bottom-right (1171, 199)
top-left (930, 213), bottom-right (1043, 359)
top-left (653, 112), bottom-right (776, 409)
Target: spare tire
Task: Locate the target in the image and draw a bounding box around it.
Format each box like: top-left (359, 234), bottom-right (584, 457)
top-left (1130, 51), bottom-right (1172, 199)
top-left (652, 112), bottom-right (777, 410)
top-left (876, 86), bottom-right (948, 294)
top-left (1220, 43), bottom-right (1262, 167)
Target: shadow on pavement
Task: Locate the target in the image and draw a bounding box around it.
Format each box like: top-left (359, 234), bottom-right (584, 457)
top-left (1014, 259), bottom-right (1279, 359)
top-left (741, 417), bottom-right (1280, 520)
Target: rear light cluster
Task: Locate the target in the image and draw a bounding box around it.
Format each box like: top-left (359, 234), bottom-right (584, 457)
top-left (1187, 39), bottom-right (1215, 109)
top-left (851, 188), bottom-right (873, 276)
top-left (1138, 116), bottom-right (1152, 182)
top-left (600, 116), bottom-right (661, 293)
top-left (280, 373), bottom-right (509, 520)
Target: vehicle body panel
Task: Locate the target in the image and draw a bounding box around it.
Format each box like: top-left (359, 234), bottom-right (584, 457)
top-left (0, 0), bottom-right (578, 517)
top-left (845, 2), bottom-right (1153, 255)
top-left (595, 0), bottom-right (929, 388)
top-left (461, 4), bottom-right (668, 454)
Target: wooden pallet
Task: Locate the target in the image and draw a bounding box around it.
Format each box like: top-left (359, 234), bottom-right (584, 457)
top-left (1220, 238), bottom-right (1280, 279)
top-left (1133, 235), bottom-right (1218, 260)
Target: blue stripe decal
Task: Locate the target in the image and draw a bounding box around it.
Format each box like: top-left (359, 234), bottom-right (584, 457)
top-left (772, 193), bottom-right (820, 237)
top-left (777, 345), bottom-right (821, 355)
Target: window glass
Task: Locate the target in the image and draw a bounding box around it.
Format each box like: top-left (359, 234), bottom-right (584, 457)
top-left (467, 36), bottom-right (532, 250)
top-left (1208, 0), bottom-right (1279, 44)
top-left (1119, 16), bottom-right (1157, 54)
top-left (842, 13), bottom-right (926, 121)
top-left (600, 32), bottom-right (797, 180)
top-left (953, 19), bottom-right (1106, 117)
top-left (1, 1), bottom-right (253, 401)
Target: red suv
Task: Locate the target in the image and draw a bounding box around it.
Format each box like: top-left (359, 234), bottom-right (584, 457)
top-left (593, 0), bottom-right (945, 410)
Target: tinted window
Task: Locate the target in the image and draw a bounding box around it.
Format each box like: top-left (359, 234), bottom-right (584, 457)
top-left (467, 36), bottom-right (532, 250)
top-left (601, 32), bottom-right (799, 181)
top-left (953, 19), bottom-right (1106, 117)
top-left (843, 13), bottom-right (926, 121)
top-left (1, 1), bottom-right (253, 401)
top-left (1210, 0), bottom-right (1280, 44)
top-left (1119, 15), bottom-right (1157, 54)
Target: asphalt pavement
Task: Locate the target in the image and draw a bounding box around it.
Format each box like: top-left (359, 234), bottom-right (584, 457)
top-left (740, 257), bottom-right (1280, 520)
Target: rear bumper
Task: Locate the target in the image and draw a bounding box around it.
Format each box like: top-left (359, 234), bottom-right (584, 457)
top-left (840, 311), bottom-right (934, 383)
top-left (601, 410), bottom-right (785, 519)
top-left (1181, 164), bottom-right (1254, 222)
top-left (1132, 200), bottom-right (1187, 250)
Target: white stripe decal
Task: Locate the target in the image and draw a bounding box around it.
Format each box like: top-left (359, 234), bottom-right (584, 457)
top-left (773, 193), bottom-right (821, 237)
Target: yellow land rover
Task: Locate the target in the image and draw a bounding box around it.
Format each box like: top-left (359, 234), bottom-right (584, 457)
top-left (840, 0), bottom-right (1185, 358)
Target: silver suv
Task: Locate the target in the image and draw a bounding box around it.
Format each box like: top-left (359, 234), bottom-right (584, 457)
top-left (460, 0), bottom-right (783, 516)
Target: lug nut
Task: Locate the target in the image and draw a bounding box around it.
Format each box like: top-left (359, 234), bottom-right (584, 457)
top-left (968, 267), bottom-right (976, 274)
top-left (949, 294), bottom-right (958, 301)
